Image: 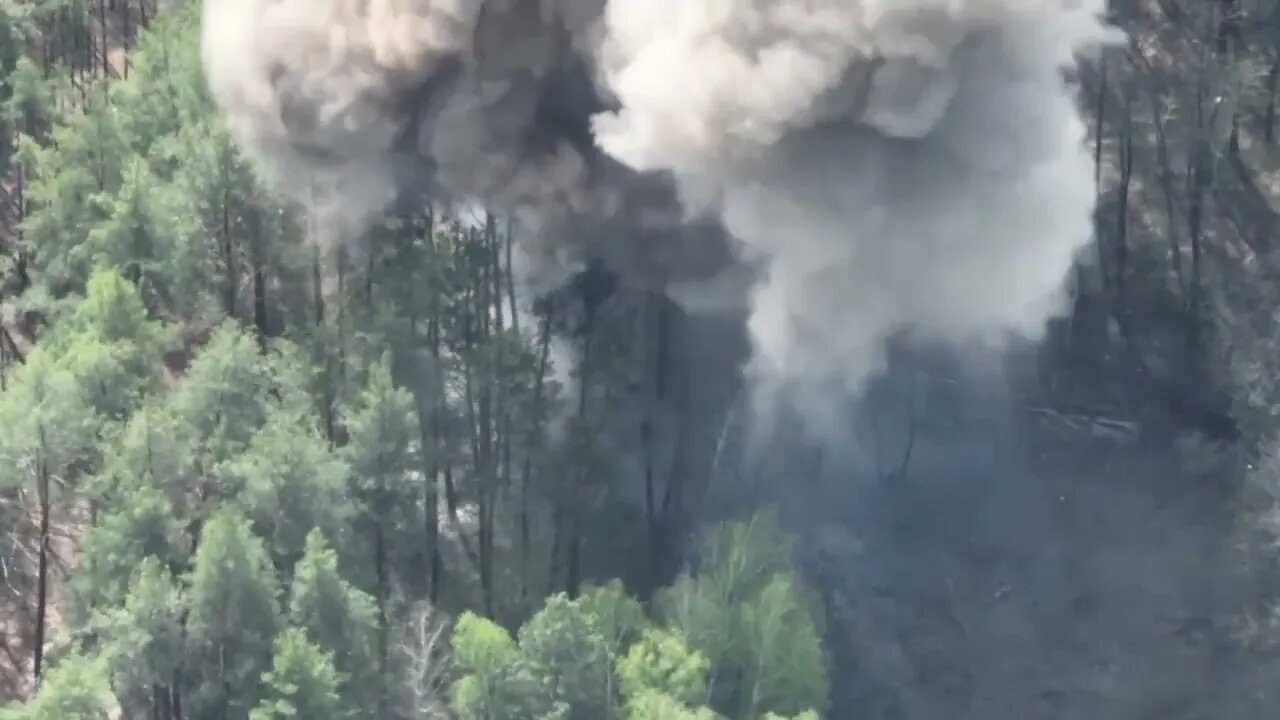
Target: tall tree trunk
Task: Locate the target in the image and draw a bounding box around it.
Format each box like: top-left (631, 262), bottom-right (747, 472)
top-left (220, 169), bottom-right (236, 317)
top-left (120, 0), bottom-right (131, 77)
top-left (98, 0), bottom-right (108, 78)
top-left (311, 245), bottom-right (325, 326)
top-left (1092, 56), bottom-right (1110, 294)
top-left (1135, 57), bottom-right (1186, 291)
top-left (170, 669), bottom-right (183, 720)
top-left (461, 228), bottom-right (496, 616)
top-left (643, 292), bottom-right (671, 585)
top-left (565, 321), bottom-right (594, 599)
top-left (421, 212), bottom-right (444, 603)
top-left (249, 206), bottom-right (268, 344)
top-left (375, 504), bottom-right (388, 666)
top-left (1265, 52), bottom-right (1280, 143)
top-left (1114, 104), bottom-right (1134, 309)
top-left (417, 349), bottom-right (443, 603)
top-left (31, 451), bottom-right (50, 684)
top-left (519, 316), bottom-right (551, 607)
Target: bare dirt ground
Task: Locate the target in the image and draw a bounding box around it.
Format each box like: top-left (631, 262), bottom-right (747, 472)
top-left (1, 504), bottom-right (81, 703)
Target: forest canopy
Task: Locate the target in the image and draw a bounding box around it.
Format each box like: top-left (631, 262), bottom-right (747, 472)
top-left (0, 1), bottom-right (830, 717)
top-left (4, 0), bottom-right (1280, 718)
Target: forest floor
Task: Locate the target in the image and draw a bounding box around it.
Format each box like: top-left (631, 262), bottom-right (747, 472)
top-left (750, 360), bottom-right (1246, 720)
top-left (0, 510), bottom-right (81, 703)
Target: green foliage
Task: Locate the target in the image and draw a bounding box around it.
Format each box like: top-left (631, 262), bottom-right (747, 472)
top-left (737, 576), bottom-right (829, 718)
top-left (19, 86), bottom-right (131, 301)
top-left (111, 5), bottom-right (209, 151)
top-left (289, 531), bottom-right (380, 705)
top-left (185, 509), bottom-right (282, 720)
top-left (657, 515), bottom-right (829, 719)
top-left (338, 349), bottom-right (421, 599)
top-left (516, 594), bottom-right (615, 719)
top-left (342, 351), bottom-right (417, 484)
top-left (623, 690), bottom-right (721, 720)
top-left (449, 612), bottom-right (541, 720)
top-left (71, 485), bottom-right (181, 620)
top-left (0, 654), bottom-right (118, 720)
top-left (579, 580), bottom-right (650, 654)
top-left (60, 268), bottom-right (168, 350)
top-left (0, 346), bottom-right (96, 491)
top-left (0, 8), bottom-right (839, 719)
top-left (95, 558), bottom-right (186, 714)
top-left (226, 411), bottom-right (352, 570)
top-left (250, 630), bottom-right (350, 720)
top-left (617, 629), bottom-right (709, 707)
top-left (45, 268), bottom-right (169, 417)
top-left (170, 321), bottom-right (272, 454)
top-left (84, 158), bottom-right (194, 310)
top-left (447, 520), bottom-right (827, 720)
top-left (0, 3), bottom-right (20, 172)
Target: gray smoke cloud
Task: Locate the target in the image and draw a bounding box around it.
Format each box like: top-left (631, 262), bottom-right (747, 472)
top-left (201, 0), bottom-right (1123, 398)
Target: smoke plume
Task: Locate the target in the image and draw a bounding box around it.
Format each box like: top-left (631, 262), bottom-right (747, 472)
top-left (201, 0), bottom-right (1123, 396)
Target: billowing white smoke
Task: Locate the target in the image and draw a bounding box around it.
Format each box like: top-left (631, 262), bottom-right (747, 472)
top-left (200, 0), bottom-right (1123, 399)
top-left (591, 0), bottom-right (1123, 402)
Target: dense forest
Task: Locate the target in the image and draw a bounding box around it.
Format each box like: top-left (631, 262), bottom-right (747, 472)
top-left (0, 0), bottom-right (1278, 719)
top-left (0, 2), bottom-right (828, 718)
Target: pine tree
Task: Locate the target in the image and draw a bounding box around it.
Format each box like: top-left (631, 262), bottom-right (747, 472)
top-left (96, 557), bottom-right (186, 718)
top-left (0, 347), bottom-right (95, 681)
top-left (184, 509), bottom-right (281, 720)
top-left (341, 351), bottom-right (418, 665)
top-left (0, 653), bottom-right (118, 720)
top-left (250, 630), bottom-right (350, 720)
top-left (225, 408), bottom-right (352, 572)
top-left (288, 530), bottom-right (380, 709)
top-left (449, 612), bottom-right (542, 720)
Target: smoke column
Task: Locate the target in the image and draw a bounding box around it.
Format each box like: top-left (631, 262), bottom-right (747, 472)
top-left (201, 0), bottom-right (1123, 398)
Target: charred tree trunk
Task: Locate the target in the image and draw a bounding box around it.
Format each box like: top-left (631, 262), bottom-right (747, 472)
top-left (31, 451), bottom-right (50, 685)
top-left (98, 0), bottom-right (108, 78)
top-left (565, 316), bottom-right (595, 600)
top-left (416, 209), bottom-right (443, 603)
top-left (249, 206), bottom-right (268, 345)
top-left (520, 315), bottom-right (551, 607)
top-left (1114, 101), bottom-right (1135, 310)
top-left (1266, 53), bottom-right (1279, 143)
top-left (219, 172), bottom-right (236, 318)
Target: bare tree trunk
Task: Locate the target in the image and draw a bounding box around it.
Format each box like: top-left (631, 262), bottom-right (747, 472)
top-left (98, 0), bottom-right (108, 78)
top-left (488, 215), bottom-right (511, 616)
top-left (249, 207), bottom-right (268, 345)
top-left (170, 669), bottom-right (183, 720)
top-left (1091, 55), bottom-right (1111, 296)
top-left (220, 165), bottom-right (237, 318)
top-left (643, 292), bottom-right (670, 584)
top-left (1093, 56), bottom-right (1107, 189)
top-left (565, 321), bottom-right (594, 599)
top-left (31, 451), bottom-right (49, 685)
top-left (1265, 53), bottom-right (1279, 143)
top-left (1133, 51), bottom-right (1186, 290)
top-left (120, 0), bottom-right (131, 77)
top-left (470, 226), bottom-right (495, 617)
top-left (520, 316), bottom-right (551, 607)
top-left (418, 209), bottom-right (444, 603)
top-left (1186, 42), bottom-right (1212, 335)
top-left (1114, 101), bottom-right (1134, 308)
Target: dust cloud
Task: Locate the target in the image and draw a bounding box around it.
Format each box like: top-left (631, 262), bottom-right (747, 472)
top-left (201, 0), bottom-right (1123, 399)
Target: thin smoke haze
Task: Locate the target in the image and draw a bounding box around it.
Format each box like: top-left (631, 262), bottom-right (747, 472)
top-left (201, 0), bottom-right (1124, 399)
